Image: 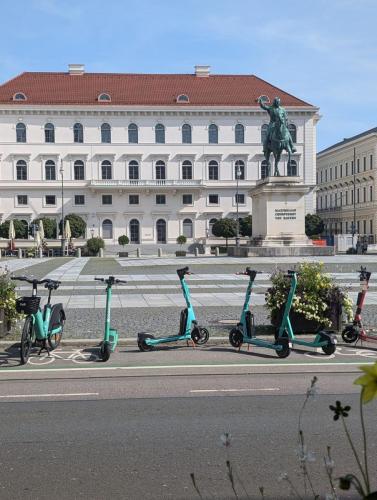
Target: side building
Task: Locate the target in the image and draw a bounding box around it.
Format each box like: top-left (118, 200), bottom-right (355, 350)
top-left (316, 127), bottom-right (377, 241)
top-left (0, 64), bottom-right (318, 245)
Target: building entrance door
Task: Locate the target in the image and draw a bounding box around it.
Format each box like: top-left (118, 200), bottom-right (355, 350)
top-left (130, 219), bottom-right (140, 243)
top-left (156, 219), bottom-right (166, 243)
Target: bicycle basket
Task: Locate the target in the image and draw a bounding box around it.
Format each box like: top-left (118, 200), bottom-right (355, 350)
top-left (16, 296), bottom-right (41, 314)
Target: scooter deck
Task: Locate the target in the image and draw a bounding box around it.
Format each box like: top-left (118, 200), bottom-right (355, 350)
top-left (145, 333), bottom-right (192, 346)
top-left (243, 337), bottom-right (290, 351)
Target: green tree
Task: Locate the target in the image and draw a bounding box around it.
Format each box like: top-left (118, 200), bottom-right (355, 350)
top-left (212, 218), bottom-right (237, 247)
top-left (0, 219), bottom-right (28, 239)
top-left (86, 237), bottom-right (105, 256)
top-left (305, 213), bottom-right (324, 238)
top-left (176, 235), bottom-right (187, 247)
top-left (59, 214), bottom-right (86, 238)
top-left (118, 235), bottom-right (129, 247)
top-left (32, 217), bottom-right (57, 239)
top-left (239, 215), bottom-right (252, 237)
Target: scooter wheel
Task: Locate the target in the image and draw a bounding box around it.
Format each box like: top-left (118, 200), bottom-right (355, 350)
top-left (229, 328), bottom-right (243, 348)
top-left (275, 332), bottom-right (290, 358)
top-left (342, 325), bottom-right (359, 343)
top-left (322, 341), bottom-right (336, 355)
top-left (100, 342), bottom-right (111, 362)
top-left (138, 340), bottom-right (154, 352)
top-left (191, 327), bottom-right (209, 345)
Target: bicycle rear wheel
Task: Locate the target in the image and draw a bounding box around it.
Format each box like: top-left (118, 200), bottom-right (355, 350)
top-left (20, 316), bottom-right (34, 365)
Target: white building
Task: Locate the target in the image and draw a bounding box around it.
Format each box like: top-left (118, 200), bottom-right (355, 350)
top-left (0, 64), bottom-right (318, 245)
top-left (317, 127), bottom-right (377, 241)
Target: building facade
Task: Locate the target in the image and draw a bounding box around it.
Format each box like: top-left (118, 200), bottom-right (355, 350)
top-left (316, 128), bottom-right (377, 241)
top-left (0, 64), bottom-right (318, 244)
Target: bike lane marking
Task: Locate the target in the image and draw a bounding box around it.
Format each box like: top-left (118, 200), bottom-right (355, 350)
top-left (190, 388), bottom-right (280, 393)
top-left (0, 392), bottom-right (99, 398)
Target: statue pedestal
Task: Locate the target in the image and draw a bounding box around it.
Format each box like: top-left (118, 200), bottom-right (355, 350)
top-left (228, 176), bottom-right (334, 257)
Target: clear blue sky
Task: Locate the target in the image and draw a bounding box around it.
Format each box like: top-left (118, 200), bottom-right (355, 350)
top-left (1, 0), bottom-right (376, 151)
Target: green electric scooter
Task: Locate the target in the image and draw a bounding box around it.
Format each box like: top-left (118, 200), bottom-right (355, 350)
top-left (229, 268), bottom-right (291, 358)
top-left (275, 270), bottom-right (337, 355)
top-left (94, 276), bottom-right (127, 361)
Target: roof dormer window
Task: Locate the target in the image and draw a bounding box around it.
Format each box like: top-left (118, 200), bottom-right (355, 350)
top-left (176, 94), bottom-right (189, 103)
top-left (13, 92), bottom-right (27, 101)
top-left (98, 93), bottom-right (111, 102)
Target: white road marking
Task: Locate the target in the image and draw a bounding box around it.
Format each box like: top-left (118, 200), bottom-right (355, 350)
top-left (0, 392), bottom-right (99, 398)
top-left (0, 360), bottom-right (374, 374)
top-left (190, 388), bottom-right (280, 393)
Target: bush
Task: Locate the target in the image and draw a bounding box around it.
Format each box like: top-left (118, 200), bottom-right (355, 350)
top-left (118, 235), bottom-right (129, 247)
top-left (239, 215), bottom-right (252, 237)
top-left (305, 213), bottom-right (324, 238)
top-left (0, 220), bottom-right (28, 239)
top-left (59, 214), bottom-right (86, 238)
top-left (32, 217), bottom-right (57, 239)
top-left (86, 237), bottom-right (105, 256)
top-left (176, 235), bottom-right (187, 246)
top-left (212, 218), bottom-right (237, 247)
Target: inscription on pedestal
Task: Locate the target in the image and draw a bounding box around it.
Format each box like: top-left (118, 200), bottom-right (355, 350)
top-left (274, 208), bottom-right (297, 220)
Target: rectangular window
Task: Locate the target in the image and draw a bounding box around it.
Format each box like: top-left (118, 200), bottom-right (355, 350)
top-left (156, 194), bottom-right (166, 205)
top-left (363, 187), bottom-right (366, 202)
top-left (351, 160), bottom-right (354, 174)
top-left (346, 162), bottom-right (348, 176)
top-left (370, 185), bottom-right (373, 201)
top-left (357, 188), bottom-right (360, 203)
top-left (102, 194), bottom-right (112, 205)
top-left (325, 170), bottom-right (328, 182)
top-left (351, 190), bottom-right (354, 205)
top-left (335, 166), bottom-right (337, 179)
top-left (363, 157), bottom-right (366, 171)
top-left (129, 194), bottom-right (139, 205)
top-left (320, 171), bottom-right (323, 183)
top-left (45, 195), bottom-right (56, 206)
top-left (340, 164), bottom-right (343, 177)
top-left (74, 195), bottom-right (85, 205)
top-left (370, 155), bottom-right (373, 170)
top-left (370, 219), bottom-right (373, 235)
top-left (182, 194), bottom-right (193, 205)
top-left (357, 158), bottom-right (360, 173)
top-left (235, 193), bottom-right (245, 204)
top-left (330, 168), bottom-right (332, 181)
top-left (363, 220), bottom-right (367, 234)
top-left (345, 191), bottom-right (348, 205)
top-left (208, 194), bottom-right (219, 205)
top-left (17, 195), bottom-right (28, 205)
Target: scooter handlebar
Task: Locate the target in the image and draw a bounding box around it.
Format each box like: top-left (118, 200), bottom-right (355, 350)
top-left (94, 277), bottom-right (105, 282)
top-left (115, 279), bottom-right (127, 284)
top-left (177, 266), bottom-right (191, 279)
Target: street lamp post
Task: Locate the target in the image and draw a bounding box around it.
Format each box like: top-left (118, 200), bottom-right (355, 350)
top-left (235, 164), bottom-right (241, 247)
top-left (352, 146), bottom-right (357, 250)
top-left (60, 159), bottom-right (65, 256)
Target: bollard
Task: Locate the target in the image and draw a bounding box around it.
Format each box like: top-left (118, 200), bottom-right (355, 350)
top-left (18, 248), bottom-right (22, 259)
top-left (194, 247), bottom-right (199, 257)
top-left (38, 248), bottom-right (43, 258)
top-left (99, 248), bottom-right (104, 258)
top-left (76, 248), bottom-right (81, 258)
top-left (158, 247), bottom-right (162, 257)
top-left (136, 248), bottom-right (141, 258)
top-left (215, 247), bottom-right (219, 257)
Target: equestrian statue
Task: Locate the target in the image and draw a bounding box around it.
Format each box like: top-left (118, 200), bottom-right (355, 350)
top-left (258, 96), bottom-right (296, 177)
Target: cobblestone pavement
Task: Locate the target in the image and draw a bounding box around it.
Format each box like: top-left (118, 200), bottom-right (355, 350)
top-left (3, 255), bottom-right (377, 338)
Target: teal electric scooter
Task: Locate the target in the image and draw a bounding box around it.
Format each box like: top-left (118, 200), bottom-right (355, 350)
top-left (275, 270), bottom-right (337, 355)
top-left (229, 268), bottom-right (291, 358)
top-left (137, 266), bottom-right (209, 351)
top-left (94, 276), bottom-right (127, 361)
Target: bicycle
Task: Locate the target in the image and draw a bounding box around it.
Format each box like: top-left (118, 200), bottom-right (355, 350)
top-left (12, 276), bottom-right (65, 364)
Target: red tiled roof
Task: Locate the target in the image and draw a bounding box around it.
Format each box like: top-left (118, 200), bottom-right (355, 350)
top-left (0, 71), bottom-right (313, 107)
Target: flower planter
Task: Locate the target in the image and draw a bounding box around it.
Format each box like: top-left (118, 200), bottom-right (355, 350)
top-left (0, 309), bottom-right (12, 338)
top-left (118, 252), bottom-right (128, 257)
top-left (175, 251), bottom-right (187, 257)
top-left (271, 301), bottom-right (342, 333)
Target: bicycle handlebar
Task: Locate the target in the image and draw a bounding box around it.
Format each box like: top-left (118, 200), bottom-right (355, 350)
top-left (11, 276), bottom-right (61, 286)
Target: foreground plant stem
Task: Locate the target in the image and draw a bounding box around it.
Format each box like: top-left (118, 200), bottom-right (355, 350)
top-left (359, 391), bottom-right (370, 495)
top-left (340, 414), bottom-right (368, 493)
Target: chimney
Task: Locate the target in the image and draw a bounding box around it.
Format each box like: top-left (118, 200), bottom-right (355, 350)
top-left (68, 64), bottom-right (85, 75)
top-left (195, 65), bottom-right (210, 77)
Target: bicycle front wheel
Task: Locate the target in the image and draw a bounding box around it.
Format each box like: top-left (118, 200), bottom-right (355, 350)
top-left (20, 316), bottom-right (34, 365)
top-left (48, 311), bottom-right (65, 350)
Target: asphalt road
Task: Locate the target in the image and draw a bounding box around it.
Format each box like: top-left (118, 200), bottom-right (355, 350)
top-left (0, 370), bottom-right (375, 499)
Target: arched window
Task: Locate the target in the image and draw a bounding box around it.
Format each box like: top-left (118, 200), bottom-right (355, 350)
top-left (74, 160), bottom-right (85, 180)
top-left (182, 124), bottom-right (192, 144)
top-left (208, 124), bottom-right (218, 144)
top-left (45, 123), bottom-right (55, 143)
top-left (98, 93), bottom-right (111, 102)
top-left (177, 94), bottom-right (189, 103)
top-left (156, 219), bottom-right (167, 243)
top-left (182, 219), bottom-right (193, 238)
top-left (16, 160), bottom-right (27, 180)
top-left (288, 123), bottom-right (297, 143)
top-left (182, 160), bottom-right (192, 180)
top-left (235, 160), bottom-right (245, 180)
top-left (155, 160), bottom-right (166, 180)
top-left (261, 160), bottom-right (268, 179)
top-left (209, 218), bottom-right (218, 236)
top-left (13, 92), bottom-right (26, 101)
top-left (101, 123), bottom-right (111, 143)
top-left (128, 123), bottom-right (138, 144)
top-left (208, 160), bottom-right (219, 180)
top-left (235, 124), bottom-right (244, 144)
top-left (287, 159), bottom-right (297, 176)
top-left (102, 219), bottom-right (113, 239)
top-left (128, 160), bottom-right (139, 180)
top-left (129, 219), bottom-right (140, 243)
top-left (16, 123), bottom-right (26, 143)
top-left (73, 123), bottom-right (83, 143)
top-left (45, 160), bottom-right (56, 180)
top-left (261, 124), bottom-right (268, 144)
top-left (101, 160), bottom-right (112, 180)
top-left (155, 123), bottom-right (165, 144)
